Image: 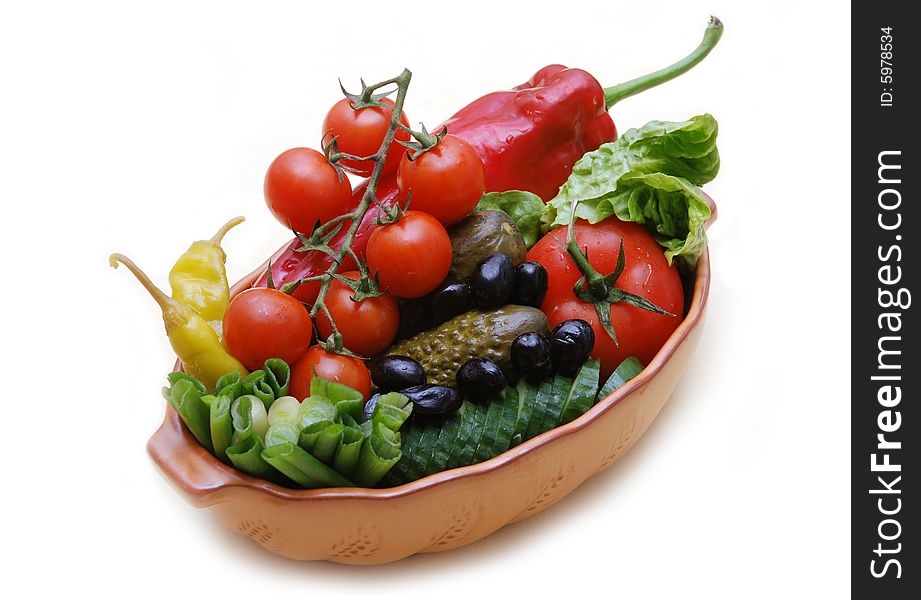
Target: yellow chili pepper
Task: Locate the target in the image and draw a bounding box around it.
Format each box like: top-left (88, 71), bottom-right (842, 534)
top-left (169, 216), bottom-right (244, 335)
top-left (110, 253), bottom-right (248, 392)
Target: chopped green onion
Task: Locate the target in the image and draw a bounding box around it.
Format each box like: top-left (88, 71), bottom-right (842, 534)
top-left (370, 392), bottom-right (413, 431)
top-left (312, 423), bottom-right (345, 464)
top-left (209, 395), bottom-right (234, 462)
top-left (242, 370), bottom-right (275, 410)
top-left (226, 435), bottom-right (281, 482)
top-left (166, 378), bottom-right (213, 453)
top-left (332, 424), bottom-right (365, 477)
top-left (262, 358), bottom-right (290, 398)
top-left (231, 395), bottom-right (269, 444)
top-left (262, 442), bottom-right (355, 488)
top-left (353, 423), bottom-right (402, 487)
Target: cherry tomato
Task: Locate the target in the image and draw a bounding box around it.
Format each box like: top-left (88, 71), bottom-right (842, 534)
top-left (396, 134), bottom-right (486, 226)
top-left (315, 271), bottom-right (399, 357)
top-left (365, 210), bottom-right (452, 298)
top-left (289, 345), bottom-right (372, 401)
top-left (322, 98), bottom-right (410, 177)
top-left (264, 147), bottom-right (352, 234)
top-left (527, 217), bottom-right (684, 378)
top-left (222, 288), bottom-right (314, 371)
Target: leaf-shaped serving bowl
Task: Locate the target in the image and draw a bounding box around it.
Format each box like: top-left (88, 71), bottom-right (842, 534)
top-left (147, 206), bottom-right (713, 564)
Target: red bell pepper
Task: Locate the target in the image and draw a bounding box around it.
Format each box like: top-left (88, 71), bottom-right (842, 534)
top-left (256, 18), bottom-right (723, 303)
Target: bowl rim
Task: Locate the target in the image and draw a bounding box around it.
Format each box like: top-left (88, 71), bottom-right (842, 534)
top-left (149, 247), bottom-right (711, 503)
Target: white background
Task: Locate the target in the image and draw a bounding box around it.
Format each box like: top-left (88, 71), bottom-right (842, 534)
top-left (1, 1), bottom-right (849, 597)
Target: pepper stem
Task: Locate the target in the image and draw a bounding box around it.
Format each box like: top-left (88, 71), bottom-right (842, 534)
top-left (209, 216), bottom-right (245, 244)
top-left (109, 253), bottom-right (176, 312)
top-left (603, 16), bottom-right (723, 110)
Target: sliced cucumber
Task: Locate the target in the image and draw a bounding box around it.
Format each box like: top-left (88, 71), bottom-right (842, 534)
top-left (558, 360), bottom-right (601, 426)
top-left (511, 379), bottom-right (539, 444)
top-left (473, 396), bottom-right (505, 464)
top-left (596, 357), bottom-right (645, 402)
top-left (524, 376), bottom-right (565, 442)
top-left (452, 400), bottom-right (487, 469)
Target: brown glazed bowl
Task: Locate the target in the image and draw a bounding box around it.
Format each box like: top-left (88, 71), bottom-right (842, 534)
top-left (148, 212), bottom-right (713, 564)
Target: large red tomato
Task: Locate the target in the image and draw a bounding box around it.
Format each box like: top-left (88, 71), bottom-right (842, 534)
top-left (527, 217), bottom-right (684, 377)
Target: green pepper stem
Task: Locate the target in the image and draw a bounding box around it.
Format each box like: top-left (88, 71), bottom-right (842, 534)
top-left (603, 16), bottom-right (723, 110)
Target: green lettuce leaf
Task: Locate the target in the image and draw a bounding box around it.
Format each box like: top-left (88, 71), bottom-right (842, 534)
top-left (475, 190), bottom-right (545, 248)
top-left (542, 114), bottom-right (719, 265)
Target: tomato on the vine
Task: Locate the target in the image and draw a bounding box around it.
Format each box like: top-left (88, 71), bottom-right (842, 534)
top-left (527, 217), bottom-right (684, 377)
top-left (315, 271), bottom-right (399, 357)
top-left (222, 288), bottom-right (314, 371)
top-left (264, 147), bottom-right (352, 234)
top-left (365, 210), bottom-right (452, 298)
top-left (322, 98), bottom-right (410, 177)
top-left (290, 345), bottom-right (372, 401)
top-left (396, 134), bottom-right (486, 226)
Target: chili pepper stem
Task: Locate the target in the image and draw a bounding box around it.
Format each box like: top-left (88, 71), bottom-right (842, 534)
top-left (209, 216), bottom-right (245, 244)
top-left (109, 253), bottom-right (175, 311)
top-left (603, 16), bottom-right (723, 110)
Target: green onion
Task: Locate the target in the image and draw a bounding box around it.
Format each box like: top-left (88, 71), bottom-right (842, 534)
top-left (215, 370), bottom-right (244, 401)
top-left (262, 442), bottom-right (355, 488)
top-left (226, 435), bottom-right (281, 482)
top-left (370, 392), bottom-right (413, 431)
top-left (231, 395), bottom-right (269, 444)
top-left (262, 358), bottom-right (290, 398)
top-left (166, 378), bottom-right (213, 453)
top-left (242, 370), bottom-right (275, 410)
top-left (264, 395), bottom-right (301, 448)
top-left (332, 424), bottom-right (365, 477)
top-left (353, 423), bottom-right (402, 487)
top-left (312, 423), bottom-right (345, 464)
top-left (209, 395), bottom-right (234, 462)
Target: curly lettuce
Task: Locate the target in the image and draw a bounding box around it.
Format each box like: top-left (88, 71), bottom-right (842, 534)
top-left (542, 114), bottom-right (719, 266)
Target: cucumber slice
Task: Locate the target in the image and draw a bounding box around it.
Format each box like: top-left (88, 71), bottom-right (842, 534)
top-left (558, 360), bottom-right (601, 426)
top-left (413, 416), bottom-right (445, 476)
top-left (473, 396), bottom-right (505, 464)
top-left (512, 378), bottom-right (539, 444)
top-left (390, 417), bottom-right (426, 482)
top-left (495, 387), bottom-right (518, 455)
top-left (522, 377), bottom-right (557, 440)
top-left (596, 357), bottom-right (645, 402)
top-left (430, 405), bottom-right (464, 474)
top-left (452, 400), bottom-right (488, 469)
top-left (538, 375), bottom-right (570, 436)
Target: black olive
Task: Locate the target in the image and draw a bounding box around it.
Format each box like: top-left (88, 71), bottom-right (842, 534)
top-left (456, 358), bottom-right (507, 399)
top-left (512, 261), bottom-right (548, 308)
top-left (397, 296), bottom-right (433, 340)
top-left (471, 253), bottom-right (515, 308)
top-left (549, 319), bottom-right (596, 376)
top-left (362, 393), bottom-right (381, 422)
top-left (430, 280), bottom-right (472, 324)
top-left (401, 385), bottom-right (463, 416)
top-left (369, 355), bottom-right (426, 392)
top-left (511, 332), bottom-right (553, 380)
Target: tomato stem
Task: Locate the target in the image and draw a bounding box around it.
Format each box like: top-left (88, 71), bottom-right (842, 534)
top-left (292, 69), bottom-right (425, 355)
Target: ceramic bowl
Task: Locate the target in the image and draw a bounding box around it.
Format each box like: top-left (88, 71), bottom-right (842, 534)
top-left (148, 222), bottom-right (712, 565)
